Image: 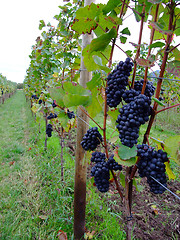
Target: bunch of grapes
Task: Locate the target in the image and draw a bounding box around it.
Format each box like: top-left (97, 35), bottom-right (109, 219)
top-left (91, 151), bottom-right (106, 163)
top-left (107, 155), bottom-right (122, 171)
top-left (90, 152), bottom-right (122, 192)
top-left (91, 161), bottom-right (110, 192)
top-left (67, 110), bottom-right (75, 119)
top-left (116, 94), bottom-right (151, 148)
top-left (137, 144), bottom-right (168, 194)
top-left (122, 89), bottom-right (139, 103)
top-left (31, 94), bottom-right (39, 100)
top-left (52, 100), bottom-right (57, 108)
top-left (134, 79), bottom-right (155, 98)
top-left (81, 127), bottom-right (102, 151)
top-left (46, 124), bottom-right (53, 137)
top-left (38, 99), bottom-right (42, 104)
top-left (106, 58), bottom-right (133, 108)
top-left (47, 113), bottom-right (58, 119)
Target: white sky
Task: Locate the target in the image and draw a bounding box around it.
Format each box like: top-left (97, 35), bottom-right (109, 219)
top-left (0, 0), bottom-right (153, 83)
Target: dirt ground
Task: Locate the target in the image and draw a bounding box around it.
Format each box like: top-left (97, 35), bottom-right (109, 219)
top-left (107, 178), bottom-right (180, 240)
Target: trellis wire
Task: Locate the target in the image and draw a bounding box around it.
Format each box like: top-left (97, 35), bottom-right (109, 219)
top-left (150, 176), bottom-right (180, 200)
top-left (76, 114), bottom-right (92, 128)
top-left (134, 74), bottom-right (180, 82)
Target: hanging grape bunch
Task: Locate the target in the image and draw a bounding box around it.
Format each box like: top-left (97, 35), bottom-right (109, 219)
top-left (106, 58), bottom-right (133, 108)
top-left (81, 127), bottom-right (103, 151)
top-left (90, 152), bottom-right (122, 193)
top-left (46, 124), bottom-right (53, 137)
top-left (116, 94), bottom-right (152, 148)
top-left (137, 144), bottom-right (168, 194)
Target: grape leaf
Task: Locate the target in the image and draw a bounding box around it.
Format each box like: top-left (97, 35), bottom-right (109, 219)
top-left (165, 162), bottom-right (176, 180)
top-left (49, 87), bottom-right (65, 107)
top-left (164, 135), bottom-right (180, 166)
top-left (102, 0), bottom-right (121, 14)
top-left (149, 41), bottom-right (165, 49)
top-left (71, 3), bottom-right (103, 34)
top-left (117, 145), bottom-right (137, 160)
top-left (120, 27), bottom-right (131, 35)
top-left (136, 58), bottom-right (155, 67)
top-left (88, 27), bottom-right (117, 53)
top-left (166, 61), bottom-right (180, 78)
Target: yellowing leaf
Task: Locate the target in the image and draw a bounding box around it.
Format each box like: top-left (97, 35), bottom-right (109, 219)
top-left (164, 135), bottom-right (180, 166)
top-left (165, 162), bottom-right (176, 180)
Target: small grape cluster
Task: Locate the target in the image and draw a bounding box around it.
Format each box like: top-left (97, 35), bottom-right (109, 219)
top-left (106, 58), bottom-right (133, 108)
top-left (67, 110), bottom-right (75, 119)
top-left (91, 152), bottom-right (122, 192)
top-left (107, 155), bottom-right (122, 171)
top-left (81, 127), bottom-right (102, 151)
top-left (31, 94), bottom-right (39, 100)
top-left (46, 124), bottom-right (53, 137)
top-left (134, 79), bottom-right (155, 98)
top-left (122, 89), bottom-right (139, 103)
top-left (52, 100), bottom-right (57, 108)
top-left (47, 113), bottom-right (58, 119)
top-left (116, 94), bottom-right (151, 148)
top-left (38, 99), bottom-right (43, 104)
top-left (137, 144), bottom-right (168, 194)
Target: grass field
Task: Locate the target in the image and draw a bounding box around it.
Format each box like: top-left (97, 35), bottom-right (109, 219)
top-left (0, 91), bottom-right (179, 240)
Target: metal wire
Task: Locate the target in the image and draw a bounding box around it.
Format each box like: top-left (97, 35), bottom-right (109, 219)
top-left (76, 114), bottom-right (92, 128)
top-left (135, 74), bottom-right (180, 82)
top-left (150, 176), bottom-right (180, 200)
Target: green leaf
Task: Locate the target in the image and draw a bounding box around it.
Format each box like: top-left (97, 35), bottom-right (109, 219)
top-left (149, 41), bottom-right (165, 49)
top-left (62, 82), bottom-right (92, 107)
top-left (39, 20), bottom-right (45, 30)
top-left (148, 0), bottom-right (163, 3)
top-left (71, 3), bottom-right (103, 34)
top-left (63, 94), bottom-right (91, 107)
top-left (87, 89), bottom-right (103, 118)
top-left (120, 27), bottom-right (131, 35)
top-left (88, 27), bottom-right (117, 54)
top-left (164, 135), bottom-right (180, 166)
top-left (117, 145), bottom-right (137, 160)
top-left (86, 73), bottom-right (102, 90)
top-left (120, 36), bottom-right (127, 44)
top-left (49, 87), bottom-right (65, 107)
top-left (102, 0), bottom-right (121, 14)
top-left (152, 97), bottom-right (165, 106)
top-left (133, 178), bottom-right (144, 192)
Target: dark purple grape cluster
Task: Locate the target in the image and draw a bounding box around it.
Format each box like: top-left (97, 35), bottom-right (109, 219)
top-left (52, 100), bottom-right (57, 108)
top-left (31, 94), bottom-right (39, 100)
top-left (46, 124), bottom-right (53, 137)
top-left (106, 58), bottom-right (133, 108)
top-left (91, 151), bottom-right (106, 163)
top-left (122, 89), bottom-right (139, 103)
top-left (107, 155), bottom-right (122, 171)
top-left (47, 113), bottom-right (58, 119)
top-left (134, 80), bottom-right (155, 98)
top-left (90, 153), bottom-right (122, 192)
top-left (137, 144), bottom-right (168, 194)
top-left (38, 99), bottom-right (42, 104)
top-left (81, 127), bottom-right (103, 151)
top-left (116, 94), bottom-right (151, 148)
top-left (91, 161), bottom-right (110, 192)
top-left (67, 110), bottom-right (75, 119)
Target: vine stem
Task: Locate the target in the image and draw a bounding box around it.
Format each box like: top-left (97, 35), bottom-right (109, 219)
top-left (131, 4), bottom-right (146, 88)
top-left (156, 103), bottom-right (180, 114)
top-left (141, 4), bottom-right (160, 95)
top-left (102, 0), bottom-right (127, 199)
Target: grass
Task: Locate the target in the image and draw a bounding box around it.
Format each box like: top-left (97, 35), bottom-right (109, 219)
top-left (0, 91), bottom-right (179, 239)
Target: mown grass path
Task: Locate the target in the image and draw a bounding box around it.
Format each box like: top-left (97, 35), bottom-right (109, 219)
top-left (0, 91), bottom-right (43, 239)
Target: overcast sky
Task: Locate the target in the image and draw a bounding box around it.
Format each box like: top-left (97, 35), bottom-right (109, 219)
top-left (0, 0), bottom-right (152, 84)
